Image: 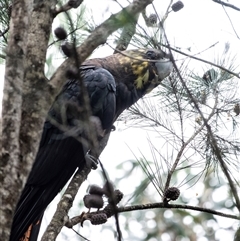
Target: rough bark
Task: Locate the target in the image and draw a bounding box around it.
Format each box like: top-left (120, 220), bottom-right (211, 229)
top-left (19, 1), bottom-right (55, 183)
top-left (1, 0), bottom-right (30, 239)
top-left (1, 0), bottom-right (55, 239)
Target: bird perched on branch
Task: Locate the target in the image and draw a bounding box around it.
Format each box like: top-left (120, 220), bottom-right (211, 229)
top-left (10, 48), bottom-right (173, 241)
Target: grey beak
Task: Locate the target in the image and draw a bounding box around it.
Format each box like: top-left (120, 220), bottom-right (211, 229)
top-left (155, 59), bottom-right (173, 80)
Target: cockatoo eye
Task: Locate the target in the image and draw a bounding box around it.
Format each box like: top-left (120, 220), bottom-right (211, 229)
top-left (146, 50), bottom-right (156, 59)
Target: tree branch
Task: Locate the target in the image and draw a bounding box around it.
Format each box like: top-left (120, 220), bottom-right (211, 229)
top-left (212, 0), bottom-right (240, 11)
top-left (67, 201), bottom-right (240, 229)
top-left (118, 202), bottom-right (240, 220)
top-left (114, 12), bottom-right (140, 53)
top-left (163, 44), bottom-right (240, 79)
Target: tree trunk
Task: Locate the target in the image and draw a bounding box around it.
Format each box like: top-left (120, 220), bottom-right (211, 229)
top-left (1, 0), bottom-right (54, 239)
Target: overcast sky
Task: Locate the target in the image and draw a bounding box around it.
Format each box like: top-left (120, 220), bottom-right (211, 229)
top-left (1, 0), bottom-right (240, 241)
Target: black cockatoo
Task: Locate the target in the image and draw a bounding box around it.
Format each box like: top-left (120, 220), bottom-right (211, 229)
top-left (10, 48), bottom-right (173, 241)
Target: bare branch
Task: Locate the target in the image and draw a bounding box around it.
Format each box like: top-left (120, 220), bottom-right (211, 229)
top-left (212, 0), bottom-right (240, 11)
top-left (163, 44), bottom-right (240, 79)
top-left (221, 4), bottom-right (240, 39)
top-left (118, 202), bottom-right (240, 220)
top-left (67, 201), bottom-right (240, 229)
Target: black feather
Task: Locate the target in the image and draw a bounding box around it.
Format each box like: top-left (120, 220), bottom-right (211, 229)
top-left (10, 49), bottom-right (171, 241)
top-left (10, 67), bottom-right (116, 241)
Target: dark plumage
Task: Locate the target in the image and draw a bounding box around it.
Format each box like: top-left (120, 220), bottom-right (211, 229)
top-left (10, 66), bottom-right (116, 241)
top-left (10, 48), bottom-right (172, 241)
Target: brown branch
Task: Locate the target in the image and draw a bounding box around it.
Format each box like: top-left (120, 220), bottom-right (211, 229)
top-left (212, 0), bottom-right (240, 11)
top-left (67, 201), bottom-right (240, 229)
top-left (118, 202), bottom-right (240, 220)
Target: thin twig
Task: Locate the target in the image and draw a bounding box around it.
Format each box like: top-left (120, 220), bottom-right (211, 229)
top-left (99, 161), bottom-right (122, 241)
top-left (71, 228), bottom-right (91, 241)
top-left (162, 45), bottom-right (240, 79)
top-left (164, 95), bottom-right (218, 191)
top-left (118, 202), bottom-right (240, 220)
top-left (221, 5), bottom-right (240, 40)
top-left (160, 0), bottom-right (174, 24)
top-left (212, 0), bottom-right (240, 11)
top-left (0, 27), bottom-right (9, 42)
top-left (176, 41), bottom-right (219, 60)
